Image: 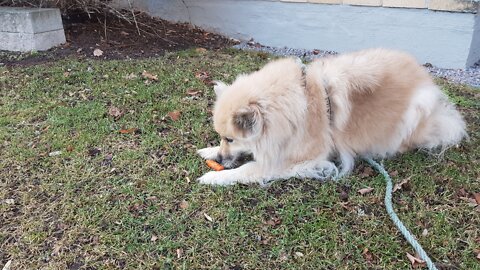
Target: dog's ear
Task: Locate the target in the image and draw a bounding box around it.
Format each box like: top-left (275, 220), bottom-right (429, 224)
top-left (213, 81), bottom-right (228, 98)
top-left (233, 103), bottom-right (263, 138)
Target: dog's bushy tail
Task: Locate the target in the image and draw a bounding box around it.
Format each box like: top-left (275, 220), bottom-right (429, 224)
top-left (414, 93), bottom-right (467, 153)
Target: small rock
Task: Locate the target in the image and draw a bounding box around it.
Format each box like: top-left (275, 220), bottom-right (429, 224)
top-left (49, 151), bottom-right (62, 157)
top-left (203, 213), bottom-right (213, 222)
top-left (2, 260), bottom-right (12, 270)
top-left (294, 251), bottom-right (304, 258)
top-left (339, 190), bottom-right (349, 202)
top-left (179, 200), bottom-right (189, 210)
top-left (4, 199), bottom-right (14, 205)
top-left (176, 248), bottom-right (183, 258)
top-left (93, 48), bottom-right (103, 57)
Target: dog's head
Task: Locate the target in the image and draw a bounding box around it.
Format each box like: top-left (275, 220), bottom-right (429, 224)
top-left (209, 58), bottom-right (306, 169)
top-left (210, 80), bottom-right (261, 169)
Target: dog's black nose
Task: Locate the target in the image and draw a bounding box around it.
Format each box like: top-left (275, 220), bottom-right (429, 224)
top-left (216, 154), bottom-right (223, 164)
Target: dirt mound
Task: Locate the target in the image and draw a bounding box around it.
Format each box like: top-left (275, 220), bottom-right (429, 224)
top-left (0, 11), bottom-right (236, 66)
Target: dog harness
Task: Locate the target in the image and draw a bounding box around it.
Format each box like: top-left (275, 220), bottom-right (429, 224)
top-left (299, 61), bottom-right (333, 123)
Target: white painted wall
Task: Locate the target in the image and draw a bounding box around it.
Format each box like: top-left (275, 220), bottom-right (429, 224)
top-left (116, 0), bottom-right (479, 68)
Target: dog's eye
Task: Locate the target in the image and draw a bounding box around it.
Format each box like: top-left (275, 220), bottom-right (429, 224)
top-left (225, 137), bottom-right (234, 143)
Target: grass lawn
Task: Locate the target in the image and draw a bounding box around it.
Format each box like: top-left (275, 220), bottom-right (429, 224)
top-left (1, 49), bottom-right (479, 270)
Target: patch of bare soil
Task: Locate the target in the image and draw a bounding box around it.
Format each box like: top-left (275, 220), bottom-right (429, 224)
top-left (0, 11), bottom-right (237, 67)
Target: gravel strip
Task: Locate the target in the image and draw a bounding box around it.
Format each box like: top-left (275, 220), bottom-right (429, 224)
top-left (233, 41), bottom-right (480, 88)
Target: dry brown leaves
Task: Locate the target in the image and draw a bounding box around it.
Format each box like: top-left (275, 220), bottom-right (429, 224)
top-left (150, 234), bottom-right (158, 242)
top-left (406, 252), bottom-right (426, 268)
top-left (473, 193), bottom-right (480, 205)
top-left (125, 73), bottom-right (138, 80)
top-left (393, 177), bottom-right (411, 193)
top-left (146, 196), bottom-right (158, 201)
top-left (358, 187), bottom-right (374, 195)
top-left (108, 106), bottom-right (123, 119)
top-left (339, 190), bottom-right (349, 202)
top-left (359, 166), bottom-right (374, 178)
top-left (142, 70), bottom-right (158, 81)
top-left (195, 71), bottom-right (212, 85)
top-left (167, 110), bottom-right (181, 121)
top-left (475, 249), bottom-right (480, 261)
top-left (179, 200), bottom-right (189, 210)
top-left (186, 88), bottom-right (202, 97)
top-left (264, 217), bottom-right (282, 227)
top-left (362, 248), bottom-right (374, 263)
top-left (119, 128), bottom-right (139, 134)
top-left (459, 191), bottom-right (480, 212)
top-left (51, 243), bottom-right (62, 256)
top-left (66, 145), bottom-right (74, 152)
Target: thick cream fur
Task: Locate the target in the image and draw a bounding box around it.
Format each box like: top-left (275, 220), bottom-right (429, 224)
top-left (197, 48), bottom-right (467, 185)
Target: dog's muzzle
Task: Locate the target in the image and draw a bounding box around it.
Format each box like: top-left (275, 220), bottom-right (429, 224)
top-left (217, 152), bottom-right (254, 169)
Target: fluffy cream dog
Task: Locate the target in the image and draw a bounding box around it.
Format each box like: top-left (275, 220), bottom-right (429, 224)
top-left (197, 48), bottom-right (467, 185)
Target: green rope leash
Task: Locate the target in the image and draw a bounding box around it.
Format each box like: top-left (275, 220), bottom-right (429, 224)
top-left (364, 157), bottom-right (438, 270)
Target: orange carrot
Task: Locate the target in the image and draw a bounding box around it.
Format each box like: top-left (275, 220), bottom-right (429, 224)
top-left (206, 159), bottom-right (224, 171)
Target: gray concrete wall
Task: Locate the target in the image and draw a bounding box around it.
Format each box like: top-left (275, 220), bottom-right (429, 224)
top-left (117, 0), bottom-right (479, 68)
top-left (467, 5), bottom-right (480, 67)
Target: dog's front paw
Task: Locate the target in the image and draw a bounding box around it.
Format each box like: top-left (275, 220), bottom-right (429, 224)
top-left (197, 146), bottom-right (220, 160)
top-left (198, 171), bottom-right (236, 186)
